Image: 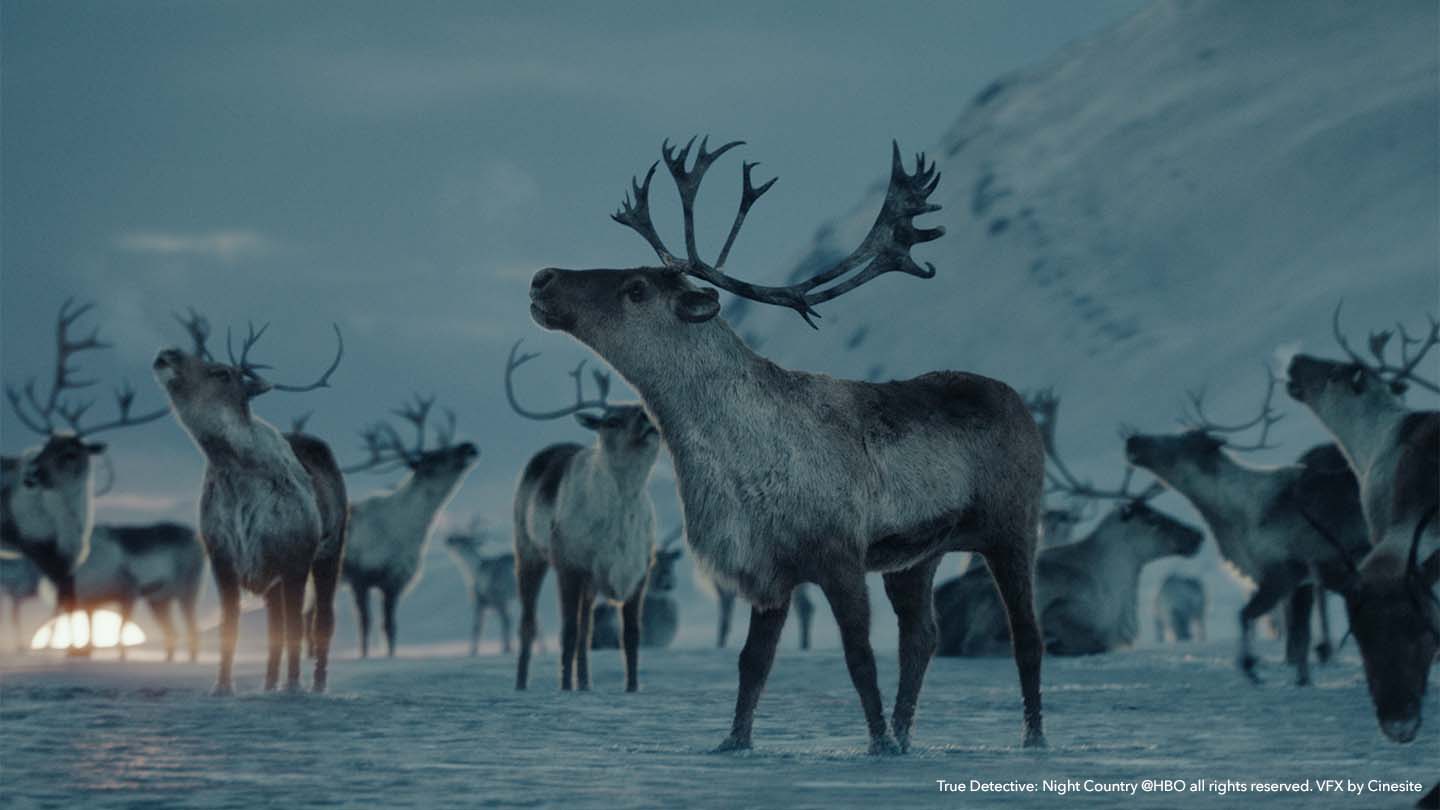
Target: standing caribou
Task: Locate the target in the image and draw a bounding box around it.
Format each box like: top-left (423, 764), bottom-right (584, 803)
top-left (1124, 372), bottom-right (1368, 686)
top-left (1286, 306), bottom-right (1439, 743)
top-left (523, 136), bottom-right (1045, 753)
top-left (2, 300), bottom-right (168, 629)
top-left (153, 311), bottom-right (347, 694)
top-left (72, 523), bottom-right (206, 661)
top-left (341, 396), bottom-right (479, 658)
top-left (936, 394), bottom-right (1203, 656)
top-left (444, 522), bottom-right (518, 655)
top-left (1154, 574), bottom-right (1206, 643)
top-left (507, 343), bottom-right (661, 692)
top-left (0, 556), bottom-right (41, 651)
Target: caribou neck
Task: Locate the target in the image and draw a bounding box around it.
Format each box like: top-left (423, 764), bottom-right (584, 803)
top-left (393, 467), bottom-right (470, 518)
top-left (1318, 403), bottom-right (1408, 479)
top-left (1160, 453), bottom-right (1277, 534)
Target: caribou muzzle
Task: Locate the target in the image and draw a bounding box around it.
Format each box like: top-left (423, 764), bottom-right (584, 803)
top-left (529, 268), bottom-right (576, 331)
top-left (1285, 354), bottom-right (1330, 402)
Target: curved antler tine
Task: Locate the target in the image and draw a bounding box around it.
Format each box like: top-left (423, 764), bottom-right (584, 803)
top-left (268, 323), bottom-right (344, 394)
top-left (715, 160), bottom-right (778, 270)
top-left (1331, 301), bottom-right (1371, 367)
top-left (504, 340), bottom-right (610, 421)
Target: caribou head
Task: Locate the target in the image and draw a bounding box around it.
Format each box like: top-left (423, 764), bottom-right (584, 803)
top-left (1286, 304), bottom-right (1437, 425)
top-left (1125, 369), bottom-right (1283, 483)
top-left (342, 394), bottom-right (479, 479)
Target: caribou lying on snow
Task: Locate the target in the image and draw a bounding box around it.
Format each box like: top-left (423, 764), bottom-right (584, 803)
top-left (341, 396), bottom-right (478, 658)
top-left (508, 343), bottom-right (661, 692)
top-left (1154, 574), bottom-right (1206, 643)
top-left (2, 300), bottom-right (168, 626)
top-left (1286, 306), bottom-right (1439, 743)
top-left (444, 523), bottom-right (518, 655)
top-left (154, 312), bottom-right (347, 694)
top-left (524, 137), bottom-right (1045, 753)
top-left (73, 523), bottom-right (206, 661)
top-left (1124, 372), bottom-right (1368, 686)
top-left (937, 394), bottom-right (1203, 657)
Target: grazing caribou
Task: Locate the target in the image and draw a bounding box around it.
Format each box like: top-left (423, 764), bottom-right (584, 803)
top-left (444, 523), bottom-right (518, 655)
top-left (0, 555), bottom-right (42, 651)
top-left (341, 396), bottom-right (479, 657)
top-left (715, 583), bottom-right (814, 650)
top-left (507, 343), bottom-right (661, 692)
top-left (73, 523), bottom-right (205, 661)
top-left (1154, 574), bottom-right (1206, 643)
top-left (1286, 306), bottom-right (1439, 743)
top-left (1124, 372), bottom-right (1368, 686)
top-left (937, 395), bottom-right (1203, 656)
top-left (523, 137), bottom-right (1045, 753)
top-left (153, 312), bottom-right (347, 694)
top-left (2, 300), bottom-right (168, 630)
top-left (592, 528), bottom-right (682, 649)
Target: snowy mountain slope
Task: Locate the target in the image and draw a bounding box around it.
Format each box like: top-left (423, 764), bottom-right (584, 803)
top-left (729, 0), bottom-right (1438, 624)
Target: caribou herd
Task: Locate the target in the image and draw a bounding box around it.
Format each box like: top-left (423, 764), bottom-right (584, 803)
top-left (0, 139), bottom-right (1435, 772)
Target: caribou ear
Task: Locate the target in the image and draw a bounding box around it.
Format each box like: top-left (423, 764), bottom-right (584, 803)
top-left (85, 442), bottom-right (107, 455)
top-left (244, 377), bottom-right (273, 399)
top-left (575, 413), bottom-right (605, 431)
top-left (674, 288), bottom-right (720, 323)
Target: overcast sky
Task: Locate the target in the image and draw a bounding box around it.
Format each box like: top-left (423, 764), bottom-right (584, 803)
top-left (1, 0), bottom-right (1148, 524)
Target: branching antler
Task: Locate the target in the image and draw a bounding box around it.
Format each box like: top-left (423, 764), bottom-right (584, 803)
top-left (612, 137), bottom-right (944, 328)
top-left (1332, 302), bottom-right (1439, 394)
top-left (1029, 389), bottom-right (1163, 504)
top-left (1182, 367), bottom-right (1283, 452)
top-left (225, 320), bottom-right (344, 398)
top-left (342, 394), bottom-right (462, 474)
top-left (173, 307), bottom-right (213, 360)
top-left (290, 411), bottom-right (313, 434)
top-left (505, 340), bottom-right (612, 421)
top-left (5, 299), bottom-right (167, 437)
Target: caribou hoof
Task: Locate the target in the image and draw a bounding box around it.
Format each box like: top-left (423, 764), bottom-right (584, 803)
top-left (1295, 672), bottom-right (1312, 687)
top-left (868, 735), bottom-right (902, 756)
top-left (1239, 655), bottom-right (1262, 684)
top-left (1314, 642), bottom-right (1333, 664)
top-left (712, 735), bottom-right (752, 753)
top-left (1023, 729), bottom-right (1048, 749)
top-left (210, 682), bottom-right (235, 697)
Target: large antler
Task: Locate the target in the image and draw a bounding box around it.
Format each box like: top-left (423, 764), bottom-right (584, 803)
top-left (173, 308), bottom-right (213, 360)
top-left (1182, 367), bottom-right (1283, 452)
top-left (1029, 390), bottom-right (1163, 504)
top-left (5, 298), bottom-right (168, 437)
top-left (612, 137), bottom-right (944, 328)
top-left (226, 320), bottom-right (344, 398)
top-left (504, 340), bottom-right (612, 421)
top-left (1332, 302), bottom-right (1439, 394)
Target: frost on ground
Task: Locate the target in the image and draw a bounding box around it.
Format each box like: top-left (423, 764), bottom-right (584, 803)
top-left (0, 641), bottom-right (1432, 809)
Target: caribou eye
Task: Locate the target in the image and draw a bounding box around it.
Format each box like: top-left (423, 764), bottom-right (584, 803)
top-left (207, 368), bottom-right (231, 380)
top-left (623, 280), bottom-right (650, 303)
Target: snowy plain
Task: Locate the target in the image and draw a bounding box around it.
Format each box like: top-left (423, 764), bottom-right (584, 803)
top-left (1, 639), bottom-right (1434, 809)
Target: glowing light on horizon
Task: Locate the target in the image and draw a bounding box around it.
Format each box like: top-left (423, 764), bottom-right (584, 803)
top-left (29, 611), bottom-right (146, 650)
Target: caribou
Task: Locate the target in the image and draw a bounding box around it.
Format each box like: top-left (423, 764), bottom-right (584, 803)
top-left (1154, 574), bottom-right (1207, 643)
top-left (1124, 371), bottom-right (1368, 686)
top-left (1286, 306), bottom-right (1439, 743)
top-left (2, 299), bottom-right (168, 630)
top-left (523, 136), bottom-right (1045, 753)
top-left (507, 343), bottom-right (661, 692)
top-left (592, 528), bottom-right (683, 649)
top-left (341, 396), bottom-right (479, 658)
top-left (936, 394), bottom-right (1203, 656)
top-left (0, 555), bottom-right (41, 651)
top-left (72, 523), bottom-right (206, 661)
top-left (153, 311), bottom-right (347, 694)
top-left (444, 521), bottom-right (519, 656)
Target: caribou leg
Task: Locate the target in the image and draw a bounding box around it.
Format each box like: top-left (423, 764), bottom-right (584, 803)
top-left (515, 555), bottom-right (548, 690)
top-left (717, 589), bottom-right (735, 647)
top-left (351, 584), bottom-right (371, 659)
top-left (497, 602), bottom-right (513, 654)
top-left (714, 596), bottom-right (790, 752)
top-left (310, 551), bottom-right (342, 693)
top-left (470, 599), bottom-right (485, 657)
top-left (1237, 563), bottom-right (1305, 684)
top-left (821, 570), bottom-right (896, 755)
top-left (574, 580), bottom-right (595, 691)
top-left (1284, 584), bottom-right (1315, 686)
top-left (264, 585), bottom-right (285, 691)
top-left (212, 555), bottom-right (241, 696)
top-left (557, 566), bottom-right (585, 691)
top-left (986, 544), bottom-right (1047, 748)
top-left (148, 596), bottom-right (177, 662)
top-left (380, 587), bottom-right (399, 658)
top-left (283, 570), bottom-right (307, 690)
top-left (883, 554), bottom-right (941, 753)
top-left (1314, 587), bottom-right (1334, 663)
top-left (620, 583), bottom-right (644, 692)
top-left (795, 586), bottom-right (814, 650)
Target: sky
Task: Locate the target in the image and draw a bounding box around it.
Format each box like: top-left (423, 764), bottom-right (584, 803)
top-left (1, 0), bottom-right (1150, 525)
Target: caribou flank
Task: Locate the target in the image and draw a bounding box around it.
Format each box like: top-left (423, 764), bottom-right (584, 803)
top-left (153, 312), bottom-right (347, 694)
top-left (2, 300), bottom-right (168, 627)
top-left (71, 523), bottom-right (206, 661)
top-left (341, 396), bottom-right (479, 658)
top-left (1286, 306), bottom-right (1439, 743)
top-left (1154, 574), bottom-right (1207, 643)
top-left (444, 522), bottom-right (518, 655)
top-left (1124, 371), bottom-right (1368, 686)
top-left (508, 342), bottom-right (661, 692)
top-left (937, 394), bottom-right (1203, 656)
top-left (524, 137), bottom-right (1045, 753)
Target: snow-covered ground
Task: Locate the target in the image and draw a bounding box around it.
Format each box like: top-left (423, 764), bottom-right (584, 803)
top-left (1, 641), bottom-right (1432, 809)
